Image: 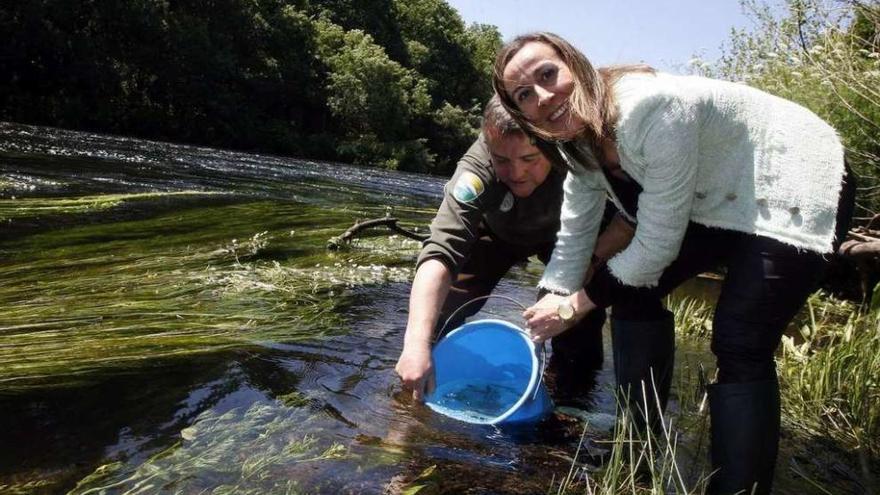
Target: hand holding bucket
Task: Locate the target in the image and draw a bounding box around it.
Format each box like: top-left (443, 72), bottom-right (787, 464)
top-left (424, 296), bottom-right (553, 425)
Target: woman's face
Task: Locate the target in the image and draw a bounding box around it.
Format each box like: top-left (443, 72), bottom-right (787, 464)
top-left (501, 41), bottom-right (582, 138)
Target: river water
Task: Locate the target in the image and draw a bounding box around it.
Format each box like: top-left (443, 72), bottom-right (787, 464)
top-left (0, 123), bottom-right (858, 494)
top-left (1, 123), bottom-right (619, 494)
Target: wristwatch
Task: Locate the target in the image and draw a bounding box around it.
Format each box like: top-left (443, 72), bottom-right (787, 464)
top-left (557, 298), bottom-right (575, 324)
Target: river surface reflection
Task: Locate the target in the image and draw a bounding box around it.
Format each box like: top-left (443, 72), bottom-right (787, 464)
top-left (2, 123), bottom-right (842, 494)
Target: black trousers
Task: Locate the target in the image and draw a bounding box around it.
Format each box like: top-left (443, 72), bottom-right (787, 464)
top-left (614, 226), bottom-right (825, 383)
top-left (612, 168), bottom-right (856, 384)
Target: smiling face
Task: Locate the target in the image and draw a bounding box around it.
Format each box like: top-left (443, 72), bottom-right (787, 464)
top-left (501, 41), bottom-right (584, 139)
top-left (489, 132), bottom-right (552, 198)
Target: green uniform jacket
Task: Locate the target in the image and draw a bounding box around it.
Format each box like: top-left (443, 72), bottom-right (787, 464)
top-left (417, 135), bottom-right (565, 275)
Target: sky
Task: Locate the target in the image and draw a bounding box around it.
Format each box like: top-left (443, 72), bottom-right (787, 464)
top-left (445, 0), bottom-right (764, 72)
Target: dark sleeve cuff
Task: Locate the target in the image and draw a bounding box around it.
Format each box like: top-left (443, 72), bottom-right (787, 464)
top-left (584, 264), bottom-right (617, 309)
top-left (584, 263), bottom-right (655, 309)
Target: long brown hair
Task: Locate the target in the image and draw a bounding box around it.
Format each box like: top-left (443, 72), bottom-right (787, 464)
top-left (492, 32), bottom-right (653, 170)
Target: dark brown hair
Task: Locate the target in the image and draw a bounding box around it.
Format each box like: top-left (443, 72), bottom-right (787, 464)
top-left (481, 93), bottom-right (524, 144)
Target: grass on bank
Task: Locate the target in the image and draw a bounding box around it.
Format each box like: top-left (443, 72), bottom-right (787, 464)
top-left (555, 291), bottom-right (879, 494)
top-left (779, 293), bottom-right (880, 490)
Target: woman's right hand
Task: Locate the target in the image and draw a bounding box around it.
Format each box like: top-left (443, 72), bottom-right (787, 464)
top-left (395, 344), bottom-right (435, 402)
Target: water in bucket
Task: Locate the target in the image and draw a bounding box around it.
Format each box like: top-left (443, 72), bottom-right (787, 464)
top-left (425, 319), bottom-right (552, 425)
top-left (430, 380), bottom-right (524, 423)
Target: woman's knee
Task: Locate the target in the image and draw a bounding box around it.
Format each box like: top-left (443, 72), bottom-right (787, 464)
top-left (713, 349), bottom-right (777, 384)
top-left (711, 311), bottom-right (781, 384)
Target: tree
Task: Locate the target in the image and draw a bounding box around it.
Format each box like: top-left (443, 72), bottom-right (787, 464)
top-left (314, 18), bottom-right (434, 170)
top-left (306, 0), bottom-right (409, 64)
top-left (0, 0), bottom-right (501, 173)
top-left (706, 0), bottom-right (880, 217)
top-left (392, 0), bottom-right (485, 109)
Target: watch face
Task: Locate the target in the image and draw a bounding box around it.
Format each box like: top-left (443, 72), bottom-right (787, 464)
top-left (558, 301), bottom-right (574, 320)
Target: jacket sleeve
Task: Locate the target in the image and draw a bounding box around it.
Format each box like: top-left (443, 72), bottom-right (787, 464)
top-left (606, 95), bottom-right (700, 287)
top-left (416, 137), bottom-right (494, 275)
top-left (538, 162), bottom-right (606, 294)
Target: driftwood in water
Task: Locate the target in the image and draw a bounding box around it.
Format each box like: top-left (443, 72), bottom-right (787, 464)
top-left (329, 214), bottom-right (880, 301)
top-left (837, 214), bottom-right (880, 302)
top-left (327, 217), bottom-right (428, 250)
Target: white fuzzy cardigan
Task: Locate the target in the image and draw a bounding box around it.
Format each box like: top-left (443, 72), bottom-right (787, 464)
top-left (539, 72), bottom-right (846, 294)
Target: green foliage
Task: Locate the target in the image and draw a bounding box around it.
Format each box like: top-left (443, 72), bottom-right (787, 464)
top-left (392, 0), bottom-right (486, 108)
top-left (336, 134), bottom-right (436, 171)
top-left (389, 0), bottom-right (498, 172)
top-left (702, 0), bottom-right (880, 216)
top-left (301, 0), bottom-right (494, 171)
top-left (466, 23), bottom-right (504, 86)
top-left (307, 0), bottom-right (409, 63)
top-left (313, 19), bottom-right (435, 170)
top-left (779, 293), bottom-right (880, 457)
top-left (424, 102), bottom-right (482, 175)
top-left (0, 0), bottom-right (499, 173)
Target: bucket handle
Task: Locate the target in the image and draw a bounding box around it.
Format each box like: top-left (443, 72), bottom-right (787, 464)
top-left (437, 294), bottom-right (547, 402)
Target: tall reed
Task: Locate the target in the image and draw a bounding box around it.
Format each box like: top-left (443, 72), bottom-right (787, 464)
top-left (779, 294), bottom-right (880, 486)
top-left (556, 291), bottom-right (878, 493)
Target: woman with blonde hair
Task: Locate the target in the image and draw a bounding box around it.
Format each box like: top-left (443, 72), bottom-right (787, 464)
top-left (493, 32), bottom-right (855, 494)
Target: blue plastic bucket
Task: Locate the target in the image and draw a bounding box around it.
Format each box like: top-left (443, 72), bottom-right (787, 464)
top-left (425, 319), bottom-right (553, 425)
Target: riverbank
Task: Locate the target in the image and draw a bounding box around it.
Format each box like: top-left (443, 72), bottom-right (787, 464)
top-left (551, 292), bottom-right (879, 494)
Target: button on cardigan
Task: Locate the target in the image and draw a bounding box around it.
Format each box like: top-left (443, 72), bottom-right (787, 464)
top-left (539, 73), bottom-right (846, 294)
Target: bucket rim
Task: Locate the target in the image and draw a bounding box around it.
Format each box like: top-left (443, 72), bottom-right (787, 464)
top-left (428, 318), bottom-right (542, 425)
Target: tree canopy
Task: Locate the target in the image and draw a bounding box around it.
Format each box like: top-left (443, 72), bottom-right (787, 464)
top-left (700, 0), bottom-right (880, 217)
top-left (0, 0), bottom-right (500, 174)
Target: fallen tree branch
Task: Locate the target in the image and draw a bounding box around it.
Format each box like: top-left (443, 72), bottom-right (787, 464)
top-left (847, 231), bottom-right (879, 242)
top-left (837, 228), bottom-right (880, 303)
top-left (840, 239), bottom-right (880, 257)
top-left (329, 216), bottom-right (880, 301)
top-left (327, 217), bottom-right (427, 250)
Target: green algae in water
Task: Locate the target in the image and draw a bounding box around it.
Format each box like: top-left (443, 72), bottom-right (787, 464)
top-left (277, 390), bottom-right (312, 408)
top-left (68, 400), bottom-right (351, 494)
top-left (0, 198), bottom-right (430, 393)
top-left (0, 191), bottom-right (225, 221)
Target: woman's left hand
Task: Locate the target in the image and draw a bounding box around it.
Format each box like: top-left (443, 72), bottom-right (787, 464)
top-left (524, 290), bottom-right (597, 343)
top-left (523, 293), bottom-right (571, 343)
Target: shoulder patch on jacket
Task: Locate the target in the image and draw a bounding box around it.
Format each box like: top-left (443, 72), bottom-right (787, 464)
top-left (452, 171), bottom-right (485, 203)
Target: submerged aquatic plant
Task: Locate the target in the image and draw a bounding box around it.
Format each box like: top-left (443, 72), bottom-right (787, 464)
top-left (0, 192), bottom-right (223, 221)
top-left (68, 400), bottom-right (350, 494)
top-left (0, 196), bottom-right (427, 393)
